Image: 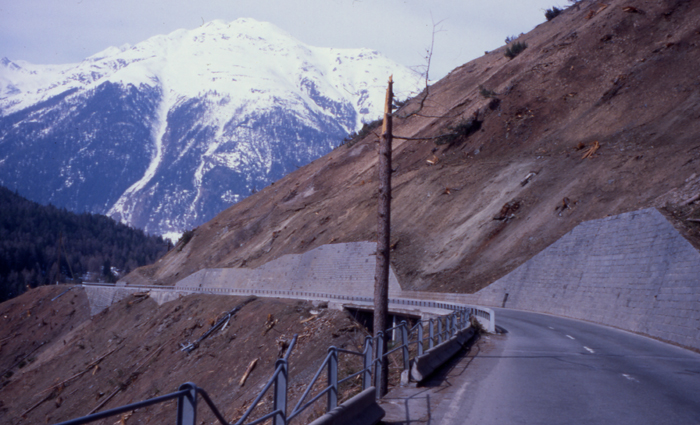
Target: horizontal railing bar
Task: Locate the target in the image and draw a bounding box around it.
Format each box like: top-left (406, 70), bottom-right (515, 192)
top-left (54, 389), bottom-right (190, 425)
top-left (334, 348), bottom-right (365, 357)
top-left (338, 368), bottom-right (368, 385)
top-left (242, 409), bottom-right (284, 425)
top-left (384, 345), bottom-right (404, 357)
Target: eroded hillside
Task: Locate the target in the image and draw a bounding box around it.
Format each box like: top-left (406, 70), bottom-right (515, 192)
top-left (124, 0), bottom-right (700, 293)
top-left (0, 286), bottom-right (364, 424)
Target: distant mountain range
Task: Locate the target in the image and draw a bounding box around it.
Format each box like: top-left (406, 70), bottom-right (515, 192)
top-left (0, 18), bottom-right (421, 238)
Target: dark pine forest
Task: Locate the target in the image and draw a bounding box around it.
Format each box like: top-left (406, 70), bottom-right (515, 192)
top-left (0, 186), bottom-right (170, 301)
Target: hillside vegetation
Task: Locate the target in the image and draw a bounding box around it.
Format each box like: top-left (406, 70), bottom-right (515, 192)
top-left (0, 186), bottom-right (169, 301)
top-left (123, 0), bottom-right (700, 293)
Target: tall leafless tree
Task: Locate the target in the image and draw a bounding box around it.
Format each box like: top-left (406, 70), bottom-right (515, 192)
top-left (373, 76), bottom-right (393, 396)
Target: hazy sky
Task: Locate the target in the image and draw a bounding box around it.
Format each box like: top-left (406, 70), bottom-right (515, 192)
top-left (1, 0), bottom-right (567, 79)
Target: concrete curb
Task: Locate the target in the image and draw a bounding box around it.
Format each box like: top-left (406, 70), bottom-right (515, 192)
top-left (308, 387), bottom-right (385, 425)
top-left (411, 326), bottom-right (476, 382)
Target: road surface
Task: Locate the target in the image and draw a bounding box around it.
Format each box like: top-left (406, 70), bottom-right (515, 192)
top-left (382, 308), bottom-right (700, 424)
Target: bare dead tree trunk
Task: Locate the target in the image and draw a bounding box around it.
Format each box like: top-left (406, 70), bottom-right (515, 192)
top-left (374, 76), bottom-right (393, 396)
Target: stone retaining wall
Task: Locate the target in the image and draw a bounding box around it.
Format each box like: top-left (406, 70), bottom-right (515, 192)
top-left (461, 208), bottom-right (700, 350)
top-left (176, 241), bottom-right (403, 297)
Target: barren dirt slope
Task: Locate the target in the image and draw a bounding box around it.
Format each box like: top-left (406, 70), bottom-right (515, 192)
top-left (124, 0), bottom-right (700, 293)
top-left (0, 286), bottom-right (365, 425)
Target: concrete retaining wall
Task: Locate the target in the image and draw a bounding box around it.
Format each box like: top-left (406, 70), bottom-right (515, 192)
top-left (460, 208), bottom-right (700, 350)
top-left (176, 242), bottom-right (403, 297)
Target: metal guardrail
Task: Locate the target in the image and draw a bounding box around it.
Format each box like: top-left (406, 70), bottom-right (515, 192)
top-left (59, 285), bottom-right (478, 425)
top-left (81, 282), bottom-right (496, 332)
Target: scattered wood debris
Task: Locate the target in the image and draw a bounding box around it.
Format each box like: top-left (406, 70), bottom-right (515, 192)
top-left (239, 358), bottom-right (258, 387)
top-left (555, 197), bottom-right (575, 216)
top-left (520, 172), bottom-right (536, 187)
top-left (87, 342), bottom-right (167, 415)
top-left (586, 3), bottom-right (609, 19)
top-left (622, 6), bottom-right (643, 14)
top-left (681, 193), bottom-right (700, 206)
top-left (494, 201), bottom-right (521, 221)
top-left (582, 141), bottom-right (600, 159)
top-left (300, 315), bottom-right (317, 324)
top-left (181, 297), bottom-right (256, 352)
top-left (276, 338), bottom-right (290, 358)
top-left (263, 314), bottom-right (279, 336)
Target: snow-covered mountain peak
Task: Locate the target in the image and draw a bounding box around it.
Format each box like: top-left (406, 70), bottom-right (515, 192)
top-left (1, 18), bottom-right (420, 129)
top-left (0, 19), bottom-right (422, 236)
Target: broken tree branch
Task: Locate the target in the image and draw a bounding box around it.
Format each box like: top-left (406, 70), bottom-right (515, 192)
top-left (239, 358), bottom-right (258, 387)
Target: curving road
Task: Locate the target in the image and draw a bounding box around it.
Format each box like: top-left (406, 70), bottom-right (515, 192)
top-left (384, 308), bottom-right (700, 425)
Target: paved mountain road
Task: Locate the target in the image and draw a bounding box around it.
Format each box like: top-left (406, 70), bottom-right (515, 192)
top-left (383, 308), bottom-right (700, 425)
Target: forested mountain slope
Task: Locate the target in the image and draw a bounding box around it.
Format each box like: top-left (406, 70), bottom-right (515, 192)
top-left (0, 186), bottom-right (169, 301)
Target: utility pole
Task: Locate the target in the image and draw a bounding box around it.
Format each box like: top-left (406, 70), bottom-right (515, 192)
top-left (373, 76), bottom-right (393, 396)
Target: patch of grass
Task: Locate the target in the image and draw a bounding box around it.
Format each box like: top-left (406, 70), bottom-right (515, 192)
top-left (545, 6), bottom-right (563, 20)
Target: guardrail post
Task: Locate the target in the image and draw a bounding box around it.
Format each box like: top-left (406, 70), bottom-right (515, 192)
top-left (363, 336), bottom-right (373, 390)
top-left (328, 347), bottom-right (338, 411)
top-left (273, 359), bottom-right (288, 425)
top-left (374, 332), bottom-right (384, 399)
top-left (400, 321), bottom-right (409, 371)
top-left (177, 383), bottom-right (197, 425)
top-left (437, 318), bottom-right (443, 344)
top-left (417, 321), bottom-right (424, 356)
top-left (429, 319), bottom-right (434, 349)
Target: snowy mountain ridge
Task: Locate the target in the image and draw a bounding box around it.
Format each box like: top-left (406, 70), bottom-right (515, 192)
top-left (1, 19), bottom-right (419, 129)
top-left (0, 18), bottom-right (421, 237)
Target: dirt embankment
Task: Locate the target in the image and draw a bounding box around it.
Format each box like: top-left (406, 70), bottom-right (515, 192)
top-left (0, 286), bottom-right (367, 425)
top-left (125, 0), bottom-right (700, 293)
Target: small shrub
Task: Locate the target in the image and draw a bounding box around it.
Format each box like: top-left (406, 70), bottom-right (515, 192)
top-left (545, 6), bottom-right (563, 20)
top-left (479, 85), bottom-right (497, 98)
top-left (505, 35), bottom-right (517, 44)
top-left (340, 118), bottom-right (383, 148)
top-left (177, 229), bottom-right (195, 251)
top-left (435, 117), bottom-right (483, 147)
top-left (505, 41), bottom-right (528, 59)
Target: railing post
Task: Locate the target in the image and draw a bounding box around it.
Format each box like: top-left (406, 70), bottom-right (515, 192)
top-left (417, 321), bottom-right (424, 356)
top-left (429, 319), bottom-right (434, 349)
top-left (273, 359), bottom-right (288, 425)
top-left (177, 383), bottom-right (197, 425)
top-left (437, 318), bottom-right (443, 344)
top-left (328, 347), bottom-right (338, 411)
top-left (363, 336), bottom-right (373, 390)
top-left (374, 332), bottom-right (384, 399)
top-left (400, 321), bottom-right (409, 372)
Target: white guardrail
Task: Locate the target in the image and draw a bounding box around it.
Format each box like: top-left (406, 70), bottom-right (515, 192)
top-left (81, 283), bottom-right (496, 333)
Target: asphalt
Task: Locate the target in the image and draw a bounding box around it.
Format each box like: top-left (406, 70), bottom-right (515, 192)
top-left (381, 308), bottom-right (700, 425)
